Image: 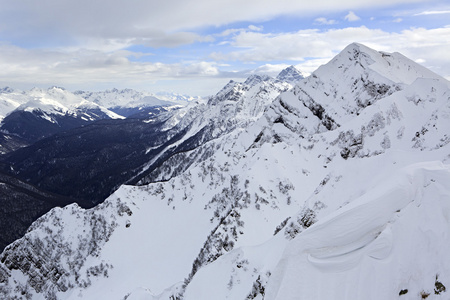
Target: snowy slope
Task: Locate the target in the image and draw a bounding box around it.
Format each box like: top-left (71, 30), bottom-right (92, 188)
top-left (265, 161), bottom-right (450, 300)
top-left (135, 71), bottom-right (298, 183)
top-left (0, 88), bottom-right (23, 122)
top-left (276, 65), bottom-right (305, 84)
top-left (12, 87), bottom-right (124, 120)
top-left (0, 68), bottom-right (299, 207)
top-left (155, 91), bottom-right (202, 103)
top-left (0, 87), bottom-right (182, 122)
top-left (0, 44), bottom-right (449, 300)
top-left (181, 44), bottom-right (450, 300)
top-left (0, 87), bottom-right (128, 146)
top-left (277, 43), bottom-right (449, 128)
top-left (74, 89), bottom-right (186, 119)
top-left (74, 88), bottom-right (183, 111)
top-left (184, 160), bottom-right (450, 300)
top-left (0, 66), bottom-right (304, 299)
top-left (0, 86), bottom-right (124, 126)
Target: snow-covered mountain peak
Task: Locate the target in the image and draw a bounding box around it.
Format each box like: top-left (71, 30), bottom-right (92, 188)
top-left (137, 71), bottom-right (296, 183)
top-left (155, 91), bottom-right (202, 103)
top-left (1, 43), bottom-right (450, 300)
top-left (15, 87), bottom-right (91, 116)
top-left (13, 88), bottom-right (127, 120)
top-left (75, 88), bottom-right (183, 109)
top-left (315, 42), bottom-right (447, 86)
top-left (211, 71), bottom-right (297, 108)
top-left (209, 74), bottom-right (280, 107)
top-left (124, 95), bottom-right (176, 108)
top-left (259, 43), bottom-right (450, 133)
top-left (17, 98), bottom-right (70, 116)
top-left (0, 89), bottom-right (26, 120)
top-left (0, 87), bottom-right (14, 94)
top-left (276, 65), bottom-right (305, 84)
top-left (0, 87), bottom-right (131, 143)
top-left (243, 74), bottom-right (273, 88)
top-left (28, 86), bottom-right (83, 107)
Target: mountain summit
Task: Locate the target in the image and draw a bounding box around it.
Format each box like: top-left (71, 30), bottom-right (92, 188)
top-left (276, 65), bottom-right (305, 84)
top-left (0, 43), bottom-right (449, 300)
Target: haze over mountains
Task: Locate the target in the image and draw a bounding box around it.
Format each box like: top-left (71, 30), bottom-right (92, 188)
top-left (0, 43), bottom-right (449, 299)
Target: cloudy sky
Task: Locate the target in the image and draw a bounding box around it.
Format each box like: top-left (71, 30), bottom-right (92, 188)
top-left (0, 0), bottom-right (449, 96)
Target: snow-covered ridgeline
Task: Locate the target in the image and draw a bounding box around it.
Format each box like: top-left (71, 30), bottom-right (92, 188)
top-left (137, 71), bottom-right (297, 184)
top-left (0, 87), bottom-right (185, 124)
top-left (75, 88), bottom-right (191, 109)
top-left (0, 43), bottom-right (450, 300)
top-left (265, 161), bottom-right (450, 299)
top-left (0, 87), bottom-right (126, 122)
top-left (185, 161), bottom-right (450, 299)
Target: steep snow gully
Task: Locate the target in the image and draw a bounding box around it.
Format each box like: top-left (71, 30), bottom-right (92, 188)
top-left (1, 43), bottom-right (450, 300)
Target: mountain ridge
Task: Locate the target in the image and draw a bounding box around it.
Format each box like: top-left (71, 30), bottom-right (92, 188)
top-left (0, 87), bottom-right (185, 149)
top-left (0, 44), bottom-right (449, 299)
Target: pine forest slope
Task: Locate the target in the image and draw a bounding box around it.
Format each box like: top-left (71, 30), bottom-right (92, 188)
top-left (0, 171), bottom-right (81, 251)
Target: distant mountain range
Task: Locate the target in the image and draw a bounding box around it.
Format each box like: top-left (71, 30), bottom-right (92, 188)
top-left (0, 44), bottom-right (449, 300)
top-left (0, 87), bottom-right (186, 151)
top-left (0, 87), bottom-right (186, 250)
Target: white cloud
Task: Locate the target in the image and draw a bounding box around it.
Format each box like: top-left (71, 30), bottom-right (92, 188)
top-left (251, 64), bottom-right (292, 76)
top-left (1, 25), bottom-right (449, 95)
top-left (0, 44), bottom-right (223, 94)
top-left (393, 18), bottom-right (403, 23)
top-left (140, 32), bottom-right (214, 48)
top-left (210, 27), bottom-right (374, 62)
top-left (345, 11), bottom-right (361, 22)
top-left (0, 0), bottom-right (449, 95)
top-left (0, 0), bottom-right (436, 51)
top-left (315, 17), bottom-right (337, 25)
top-left (414, 10), bottom-right (450, 16)
top-left (248, 25), bottom-right (263, 32)
top-left (218, 28), bottom-right (243, 37)
top-left (209, 26), bottom-right (450, 79)
top-left (218, 25), bottom-right (263, 38)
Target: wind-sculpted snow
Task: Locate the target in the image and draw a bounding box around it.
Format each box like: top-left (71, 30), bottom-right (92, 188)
top-left (183, 161), bottom-right (450, 300)
top-left (265, 162), bottom-right (450, 300)
top-left (1, 44), bottom-right (450, 300)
